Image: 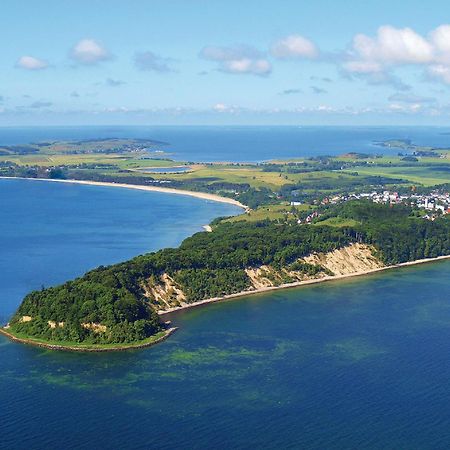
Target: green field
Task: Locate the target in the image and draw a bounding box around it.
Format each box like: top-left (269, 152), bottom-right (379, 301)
top-left (0, 152), bottom-right (179, 168)
top-left (2, 137), bottom-right (449, 215)
top-left (224, 204), bottom-right (311, 223)
top-left (344, 165), bottom-right (450, 186)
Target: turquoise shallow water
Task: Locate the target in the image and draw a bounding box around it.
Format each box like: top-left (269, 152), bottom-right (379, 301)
top-left (1, 179), bottom-right (450, 449)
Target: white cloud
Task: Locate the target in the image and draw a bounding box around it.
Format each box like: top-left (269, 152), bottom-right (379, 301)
top-left (213, 103), bottom-right (229, 112)
top-left (428, 64), bottom-right (450, 84)
top-left (271, 35), bottom-right (319, 59)
top-left (316, 105), bottom-right (335, 112)
top-left (16, 55), bottom-right (48, 70)
top-left (343, 25), bottom-right (450, 73)
top-left (212, 103), bottom-right (243, 114)
top-left (342, 25), bottom-right (450, 87)
top-left (429, 25), bottom-right (450, 63)
top-left (350, 26), bottom-right (433, 67)
top-left (200, 45), bottom-right (271, 76)
top-left (224, 58), bottom-right (271, 75)
top-left (343, 60), bottom-right (383, 74)
top-left (70, 39), bottom-right (111, 65)
top-left (388, 102), bottom-right (423, 113)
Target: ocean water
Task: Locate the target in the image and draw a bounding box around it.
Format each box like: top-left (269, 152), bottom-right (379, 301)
top-left (0, 125), bottom-right (449, 162)
top-left (1, 178), bottom-right (450, 449)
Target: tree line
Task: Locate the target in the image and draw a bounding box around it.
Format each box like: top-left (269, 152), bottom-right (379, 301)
top-left (10, 201), bottom-right (450, 345)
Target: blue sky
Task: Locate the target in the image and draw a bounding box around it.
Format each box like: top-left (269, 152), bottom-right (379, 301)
top-left (1, 0), bottom-right (450, 125)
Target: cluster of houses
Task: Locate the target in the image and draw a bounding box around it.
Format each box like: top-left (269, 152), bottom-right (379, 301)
top-left (291, 189), bottom-right (450, 223)
top-left (322, 190), bottom-right (450, 218)
top-left (302, 210), bottom-right (320, 224)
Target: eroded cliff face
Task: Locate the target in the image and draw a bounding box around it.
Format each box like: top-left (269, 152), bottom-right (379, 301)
top-left (142, 273), bottom-right (187, 310)
top-left (302, 243), bottom-right (383, 276)
top-left (142, 243), bottom-right (384, 312)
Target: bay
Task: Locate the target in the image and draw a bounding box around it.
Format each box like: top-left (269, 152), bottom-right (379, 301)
top-left (0, 179), bottom-right (241, 321)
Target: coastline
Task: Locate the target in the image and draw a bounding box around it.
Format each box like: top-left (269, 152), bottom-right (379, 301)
top-left (0, 175), bottom-right (245, 352)
top-left (0, 176), bottom-right (248, 211)
top-left (0, 326), bottom-right (178, 352)
top-left (159, 254), bottom-right (450, 316)
top-left (1, 175), bottom-right (448, 352)
top-left (5, 255), bottom-right (447, 352)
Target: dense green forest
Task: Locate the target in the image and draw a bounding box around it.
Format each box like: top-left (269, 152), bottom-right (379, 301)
top-left (8, 201), bottom-right (450, 346)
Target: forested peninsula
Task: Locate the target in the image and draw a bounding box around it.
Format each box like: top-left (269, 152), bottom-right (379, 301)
top-left (2, 200), bottom-right (450, 351)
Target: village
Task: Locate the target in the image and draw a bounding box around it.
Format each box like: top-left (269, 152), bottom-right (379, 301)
top-left (293, 189), bottom-right (450, 224)
top-left (344, 190), bottom-right (449, 216)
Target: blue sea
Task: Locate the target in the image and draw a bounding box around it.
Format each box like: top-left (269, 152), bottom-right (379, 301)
top-left (1, 127), bottom-right (450, 449)
top-left (0, 125), bottom-right (449, 161)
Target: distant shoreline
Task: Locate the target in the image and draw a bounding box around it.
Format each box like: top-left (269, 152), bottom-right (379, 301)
top-left (0, 176), bottom-right (248, 210)
top-left (159, 254), bottom-right (450, 316)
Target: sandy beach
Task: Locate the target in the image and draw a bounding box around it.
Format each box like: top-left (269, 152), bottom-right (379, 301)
top-left (0, 176), bottom-right (248, 210)
top-left (159, 254), bottom-right (450, 316)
